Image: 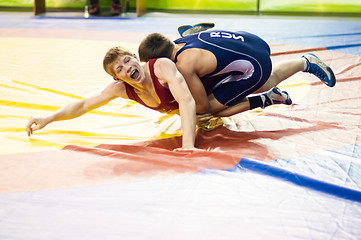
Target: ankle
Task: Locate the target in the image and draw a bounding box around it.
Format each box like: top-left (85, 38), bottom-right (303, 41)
top-left (302, 57), bottom-right (308, 72)
top-left (248, 94), bottom-right (268, 109)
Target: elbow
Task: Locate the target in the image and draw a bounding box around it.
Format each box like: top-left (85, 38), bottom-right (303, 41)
top-left (188, 97), bottom-right (196, 111)
top-left (181, 95), bottom-right (196, 111)
top-left (78, 99), bottom-right (90, 115)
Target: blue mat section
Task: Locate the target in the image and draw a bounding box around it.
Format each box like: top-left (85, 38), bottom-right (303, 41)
top-left (273, 143), bottom-right (361, 191)
top-left (231, 157), bottom-right (361, 202)
top-left (1, 155), bottom-right (360, 239)
top-left (0, 14), bottom-right (361, 56)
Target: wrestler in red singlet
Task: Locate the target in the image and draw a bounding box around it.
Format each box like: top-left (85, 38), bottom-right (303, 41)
top-left (124, 58), bottom-right (179, 113)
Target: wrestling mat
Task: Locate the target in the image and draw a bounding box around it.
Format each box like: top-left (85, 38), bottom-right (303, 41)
top-left (0, 13), bottom-right (360, 239)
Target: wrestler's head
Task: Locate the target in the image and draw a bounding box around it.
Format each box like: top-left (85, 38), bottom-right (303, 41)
top-left (138, 33), bottom-right (175, 62)
top-left (103, 46), bottom-right (145, 86)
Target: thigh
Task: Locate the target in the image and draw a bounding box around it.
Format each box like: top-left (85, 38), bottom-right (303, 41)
top-left (212, 57), bottom-right (272, 106)
top-left (207, 93), bottom-right (228, 113)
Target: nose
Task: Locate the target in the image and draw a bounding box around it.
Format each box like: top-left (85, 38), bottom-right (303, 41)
top-left (125, 64), bottom-right (132, 74)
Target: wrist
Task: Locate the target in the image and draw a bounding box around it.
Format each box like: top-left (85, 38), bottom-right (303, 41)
top-left (45, 114), bottom-right (56, 124)
top-left (182, 139), bottom-right (195, 149)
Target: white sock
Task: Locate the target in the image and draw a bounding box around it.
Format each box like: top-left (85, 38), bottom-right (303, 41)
top-left (302, 58), bottom-right (308, 71)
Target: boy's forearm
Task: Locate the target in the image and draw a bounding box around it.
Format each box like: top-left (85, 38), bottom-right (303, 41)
top-left (49, 100), bottom-right (87, 123)
top-left (180, 70), bottom-right (211, 114)
top-left (179, 99), bottom-right (197, 149)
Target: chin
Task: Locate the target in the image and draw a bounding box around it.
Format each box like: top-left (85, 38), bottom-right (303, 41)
top-left (137, 76), bottom-right (145, 84)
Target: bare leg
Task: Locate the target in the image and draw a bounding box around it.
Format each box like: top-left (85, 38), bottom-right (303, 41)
top-left (208, 87), bottom-right (292, 117)
top-left (197, 95), bottom-right (249, 129)
top-left (254, 58), bottom-right (306, 94)
top-left (205, 93), bottom-right (249, 117)
top-left (207, 93), bottom-right (228, 113)
top-left (213, 98), bottom-right (250, 117)
top-left (205, 58), bottom-right (304, 117)
top-left (197, 96), bottom-right (250, 130)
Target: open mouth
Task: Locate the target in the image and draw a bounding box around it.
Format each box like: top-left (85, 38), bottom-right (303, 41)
top-left (131, 69), bottom-right (139, 79)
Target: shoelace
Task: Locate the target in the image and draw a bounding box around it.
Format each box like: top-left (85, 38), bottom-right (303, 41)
top-left (310, 63), bottom-right (326, 80)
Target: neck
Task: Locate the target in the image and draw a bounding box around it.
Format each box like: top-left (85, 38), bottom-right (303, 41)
top-left (170, 44), bottom-right (182, 61)
top-left (134, 63), bottom-right (152, 92)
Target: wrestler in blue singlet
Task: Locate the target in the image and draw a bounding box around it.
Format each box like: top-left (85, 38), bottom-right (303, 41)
top-left (174, 30), bottom-right (272, 106)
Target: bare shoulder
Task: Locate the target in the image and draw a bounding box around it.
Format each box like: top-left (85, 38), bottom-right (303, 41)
top-left (177, 48), bottom-right (215, 77)
top-left (176, 49), bottom-right (199, 72)
top-left (153, 57), bottom-right (177, 78)
top-left (102, 81), bottom-right (128, 99)
top-left (153, 57), bottom-right (175, 70)
top-left (178, 48), bottom-right (200, 63)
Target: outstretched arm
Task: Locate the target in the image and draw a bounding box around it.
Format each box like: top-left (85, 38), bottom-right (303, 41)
top-left (26, 82), bottom-right (124, 136)
top-left (154, 58), bottom-right (197, 151)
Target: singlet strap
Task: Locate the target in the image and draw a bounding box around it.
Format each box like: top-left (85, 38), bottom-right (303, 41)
top-left (173, 38), bottom-right (189, 63)
top-left (124, 58), bottom-right (178, 112)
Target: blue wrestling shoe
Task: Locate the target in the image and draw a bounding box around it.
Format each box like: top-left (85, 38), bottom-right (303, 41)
top-left (178, 22), bottom-right (215, 37)
top-left (302, 53), bottom-right (336, 87)
top-left (264, 87), bottom-right (292, 108)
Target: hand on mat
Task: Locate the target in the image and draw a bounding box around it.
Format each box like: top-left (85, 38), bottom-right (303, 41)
top-left (26, 116), bottom-right (50, 137)
top-left (173, 147), bottom-right (202, 152)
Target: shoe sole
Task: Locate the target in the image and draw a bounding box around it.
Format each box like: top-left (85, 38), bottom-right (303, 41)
top-left (178, 22), bottom-right (215, 37)
top-left (178, 22), bottom-right (215, 31)
top-left (325, 66), bottom-right (336, 87)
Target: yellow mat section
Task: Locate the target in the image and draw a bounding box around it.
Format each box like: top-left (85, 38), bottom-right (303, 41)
top-left (0, 36), bottom-right (309, 155)
top-left (0, 37), bottom-right (184, 154)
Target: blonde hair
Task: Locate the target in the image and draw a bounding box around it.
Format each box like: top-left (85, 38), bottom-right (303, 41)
top-left (103, 46), bottom-right (133, 76)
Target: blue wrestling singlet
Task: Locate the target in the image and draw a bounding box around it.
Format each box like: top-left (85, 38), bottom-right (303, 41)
top-left (174, 30), bottom-right (272, 106)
